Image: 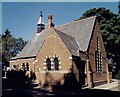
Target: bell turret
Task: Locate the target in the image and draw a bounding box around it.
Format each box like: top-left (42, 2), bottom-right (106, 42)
top-left (37, 11), bottom-right (45, 33)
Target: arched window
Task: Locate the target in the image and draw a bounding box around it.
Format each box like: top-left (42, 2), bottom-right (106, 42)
top-left (54, 57), bottom-right (59, 70)
top-left (95, 51), bottom-right (102, 72)
top-left (22, 63), bottom-right (25, 71)
top-left (26, 63), bottom-right (29, 71)
top-left (46, 58), bottom-right (51, 70)
top-left (13, 65), bottom-right (16, 70)
top-left (95, 37), bottom-right (102, 72)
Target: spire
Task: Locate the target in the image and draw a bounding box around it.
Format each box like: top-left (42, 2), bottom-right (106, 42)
top-left (37, 11), bottom-right (45, 33)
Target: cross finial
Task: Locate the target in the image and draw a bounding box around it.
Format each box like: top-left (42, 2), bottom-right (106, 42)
top-left (40, 11), bottom-right (43, 17)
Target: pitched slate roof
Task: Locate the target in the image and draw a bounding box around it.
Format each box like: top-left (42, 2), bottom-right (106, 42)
top-left (54, 29), bottom-right (79, 56)
top-left (55, 16), bottom-right (96, 51)
top-left (16, 30), bottom-right (45, 59)
top-left (13, 16), bottom-right (96, 59)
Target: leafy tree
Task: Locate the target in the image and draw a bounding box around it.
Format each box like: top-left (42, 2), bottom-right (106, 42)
top-left (2, 29), bottom-right (27, 67)
top-left (79, 7), bottom-right (120, 78)
top-left (118, 1), bottom-right (120, 16)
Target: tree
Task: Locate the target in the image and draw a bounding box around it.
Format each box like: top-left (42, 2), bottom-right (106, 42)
top-left (2, 29), bottom-right (27, 67)
top-left (79, 7), bottom-right (120, 78)
top-left (118, 1), bottom-right (120, 16)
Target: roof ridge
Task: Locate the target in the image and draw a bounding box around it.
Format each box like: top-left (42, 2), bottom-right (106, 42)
top-left (54, 28), bottom-right (79, 56)
top-left (54, 29), bottom-right (79, 48)
top-left (54, 28), bottom-right (75, 39)
top-left (55, 16), bottom-right (96, 28)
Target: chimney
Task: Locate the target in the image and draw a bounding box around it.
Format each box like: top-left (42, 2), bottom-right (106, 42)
top-left (47, 14), bottom-right (54, 28)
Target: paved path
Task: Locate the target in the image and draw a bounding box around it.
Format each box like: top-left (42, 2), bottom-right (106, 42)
top-left (93, 79), bottom-right (120, 91)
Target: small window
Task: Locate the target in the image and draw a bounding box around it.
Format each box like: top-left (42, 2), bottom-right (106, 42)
top-left (26, 63), bottom-right (29, 71)
top-left (13, 65), bottom-right (16, 70)
top-left (54, 57), bottom-right (59, 70)
top-left (22, 63), bottom-right (25, 71)
top-left (46, 58), bottom-right (51, 70)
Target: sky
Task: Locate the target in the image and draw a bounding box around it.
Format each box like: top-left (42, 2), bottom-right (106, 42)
top-left (1, 0), bottom-right (120, 2)
top-left (2, 2), bottom-right (119, 41)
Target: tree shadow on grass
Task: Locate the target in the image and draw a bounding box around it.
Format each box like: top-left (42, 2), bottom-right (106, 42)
top-left (81, 89), bottom-right (120, 97)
